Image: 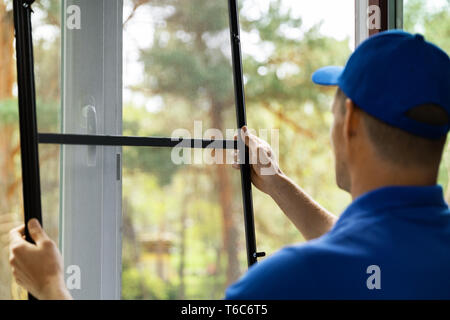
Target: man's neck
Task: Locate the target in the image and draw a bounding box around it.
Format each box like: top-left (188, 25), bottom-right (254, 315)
top-left (350, 164), bottom-right (438, 200)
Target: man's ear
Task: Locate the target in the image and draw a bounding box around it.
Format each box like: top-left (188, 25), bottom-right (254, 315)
top-left (343, 98), bottom-right (360, 139)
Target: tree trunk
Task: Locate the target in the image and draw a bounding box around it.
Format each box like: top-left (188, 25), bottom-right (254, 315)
top-left (0, 2), bottom-right (14, 100)
top-left (210, 101), bottom-right (240, 287)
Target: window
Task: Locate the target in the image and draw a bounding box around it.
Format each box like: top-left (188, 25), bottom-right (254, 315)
top-left (10, 0), bottom-right (448, 300)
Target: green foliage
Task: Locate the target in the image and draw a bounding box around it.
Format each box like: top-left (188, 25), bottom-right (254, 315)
top-left (123, 104), bottom-right (182, 185)
top-left (241, 1), bottom-right (351, 109)
top-left (0, 99), bottom-right (18, 125)
top-left (122, 266), bottom-right (178, 300)
top-left (404, 0), bottom-right (450, 53)
top-left (0, 98), bottom-right (59, 131)
top-left (139, 0), bottom-right (234, 107)
top-left (36, 99), bottom-right (60, 132)
top-left (124, 146), bottom-right (179, 186)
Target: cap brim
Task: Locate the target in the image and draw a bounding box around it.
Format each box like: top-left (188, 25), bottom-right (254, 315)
top-left (312, 66), bottom-right (344, 86)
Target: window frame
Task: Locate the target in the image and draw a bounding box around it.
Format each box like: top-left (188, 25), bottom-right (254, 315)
top-left (355, 0), bottom-right (403, 46)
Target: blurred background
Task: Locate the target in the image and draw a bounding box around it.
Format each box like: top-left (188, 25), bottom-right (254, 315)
top-left (0, 0), bottom-right (449, 300)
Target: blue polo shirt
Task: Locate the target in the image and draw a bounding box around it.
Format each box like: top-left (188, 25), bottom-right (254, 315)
top-left (225, 185), bottom-right (450, 299)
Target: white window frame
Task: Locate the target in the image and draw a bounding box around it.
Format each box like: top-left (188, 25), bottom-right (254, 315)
top-left (61, 0), bottom-right (123, 300)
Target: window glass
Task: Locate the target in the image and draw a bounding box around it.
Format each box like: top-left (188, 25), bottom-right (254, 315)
top-left (123, 0), bottom-right (236, 138)
top-left (122, 147), bottom-right (247, 299)
top-left (33, 0), bottom-right (237, 137)
top-left (39, 144), bottom-right (61, 245)
top-left (240, 0), bottom-right (354, 251)
top-left (32, 0), bottom-right (62, 133)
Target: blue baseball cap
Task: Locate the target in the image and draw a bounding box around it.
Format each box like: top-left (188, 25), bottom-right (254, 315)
top-left (312, 30), bottom-right (450, 140)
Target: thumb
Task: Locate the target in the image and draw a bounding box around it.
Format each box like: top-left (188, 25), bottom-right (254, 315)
top-left (240, 126), bottom-right (250, 147)
top-left (27, 219), bottom-right (48, 245)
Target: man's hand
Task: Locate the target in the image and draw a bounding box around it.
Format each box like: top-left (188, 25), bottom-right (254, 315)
top-left (9, 219), bottom-right (72, 300)
top-left (233, 126), bottom-right (284, 195)
top-left (233, 126), bottom-right (336, 240)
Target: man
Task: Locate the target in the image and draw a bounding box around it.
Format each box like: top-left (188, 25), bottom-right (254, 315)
top-left (9, 30), bottom-right (450, 299)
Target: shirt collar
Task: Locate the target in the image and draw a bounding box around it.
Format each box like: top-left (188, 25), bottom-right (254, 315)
top-left (334, 185), bottom-right (448, 229)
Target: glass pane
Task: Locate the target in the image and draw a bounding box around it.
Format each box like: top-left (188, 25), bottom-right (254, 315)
top-left (123, 0), bottom-right (236, 138)
top-left (32, 0), bottom-right (238, 137)
top-left (239, 0), bottom-right (355, 252)
top-left (32, 0), bottom-right (62, 133)
top-left (403, 0), bottom-right (450, 199)
top-left (121, 147), bottom-right (247, 300)
top-left (39, 144), bottom-right (61, 245)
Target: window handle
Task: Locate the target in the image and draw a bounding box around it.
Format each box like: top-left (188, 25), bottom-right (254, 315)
top-left (82, 105), bottom-right (97, 166)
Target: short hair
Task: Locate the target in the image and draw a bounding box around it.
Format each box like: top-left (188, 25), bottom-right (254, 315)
top-left (336, 88), bottom-right (448, 167)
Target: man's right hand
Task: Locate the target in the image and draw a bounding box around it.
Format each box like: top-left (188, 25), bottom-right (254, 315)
top-left (232, 126), bottom-right (284, 196)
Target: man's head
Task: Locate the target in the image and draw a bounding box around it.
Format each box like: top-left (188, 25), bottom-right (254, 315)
top-left (312, 31), bottom-right (450, 196)
top-left (330, 87), bottom-right (448, 192)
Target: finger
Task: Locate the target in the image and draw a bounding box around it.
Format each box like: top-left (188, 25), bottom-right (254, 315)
top-left (9, 225), bottom-right (25, 244)
top-left (239, 126), bottom-right (249, 145)
top-left (240, 127), bottom-right (260, 153)
top-left (11, 266), bottom-right (31, 291)
top-left (27, 219), bottom-right (49, 245)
